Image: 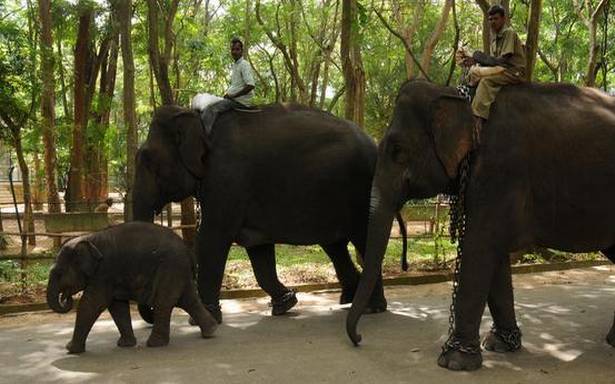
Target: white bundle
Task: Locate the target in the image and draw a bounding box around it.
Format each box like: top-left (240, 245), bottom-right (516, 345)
top-left (191, 93), bottom-right (224, 111)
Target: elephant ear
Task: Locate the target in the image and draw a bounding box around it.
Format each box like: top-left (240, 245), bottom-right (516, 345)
top-left (430, 95), bottom-right (473, 179)
top-left (174, 110), bottom-right (208, 179)
top-left (74, 240), bottom-right (104, 278)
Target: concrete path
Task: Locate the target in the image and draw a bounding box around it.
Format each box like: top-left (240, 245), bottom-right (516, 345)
top-left (2, 266), bottom-right (615, 384)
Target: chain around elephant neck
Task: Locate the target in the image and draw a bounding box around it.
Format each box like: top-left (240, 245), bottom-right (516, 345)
top-left (194, 181), bottom-right (202, 231)
top-left (442, 153), bottom-right (477, 354)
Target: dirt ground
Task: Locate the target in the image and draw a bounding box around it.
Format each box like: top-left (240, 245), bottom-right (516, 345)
top-left (1, 266), bottom-right (615, 384)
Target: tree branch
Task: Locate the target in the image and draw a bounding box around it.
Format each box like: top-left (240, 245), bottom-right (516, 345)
top-left (373, 7), bottom-right (431, 81)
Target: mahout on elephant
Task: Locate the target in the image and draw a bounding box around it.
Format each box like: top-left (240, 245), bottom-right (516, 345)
top-left (346, 79), bottom-right (615, 371)
top-left (133, 103), bottom-right (407, 324)
top-left (46, 222), bottom-right (218, 354)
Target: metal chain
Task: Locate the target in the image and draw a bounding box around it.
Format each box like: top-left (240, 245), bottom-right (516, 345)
top-left (489, 325), bottom-right (522, 351)
top-left (194, 182), bottom-right (202, 232)
top-left (441, 153), bottom-right (477, 356)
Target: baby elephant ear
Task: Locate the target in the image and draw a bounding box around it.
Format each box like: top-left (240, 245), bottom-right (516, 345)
top-left (430, 95), bottom-right (473, 179)
top-left (75, 240), bottom-right (103, 278)
top-left (174, 111), bottom-right (208, 179)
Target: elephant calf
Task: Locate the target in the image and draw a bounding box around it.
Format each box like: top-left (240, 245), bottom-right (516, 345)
top-left (46, 222), bottom-right (217, 354)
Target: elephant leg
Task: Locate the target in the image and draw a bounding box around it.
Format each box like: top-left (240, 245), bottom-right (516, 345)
top-left (66, 288), bottom-right (108, 354)
top-left (321, 242), bottom-right (361, 304)
top-left (483, 255), bottom-right (522, 353)
top-left (606, 312), bottom-right (615, 347)
top-left (108, 300), bottom-right (137, 348)
top-left (146, 305), bottom-right (173, 347)
top-left (247, 244), bottom-right (297, 316)
top-left (350, 240), bottom-right (387, 313)
top-left (196, 225), bottom-right (234, 324)
top-left (178, 281), bottom-right (218, 338)
top-left (438, 230), bottom-right (498, 371)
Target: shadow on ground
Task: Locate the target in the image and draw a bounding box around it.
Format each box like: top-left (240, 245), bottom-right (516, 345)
top-left (1, 266), bottom-right (615, 383)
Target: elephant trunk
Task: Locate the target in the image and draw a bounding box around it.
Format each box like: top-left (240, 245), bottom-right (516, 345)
top-left (46, 269), bottom-right (73, 314)
top-left (347, 167), bottom-right (400, 345)
top-left (132, 152), bottom-right (157, 222)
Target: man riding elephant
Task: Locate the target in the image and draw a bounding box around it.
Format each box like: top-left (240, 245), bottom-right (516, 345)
top-left (458, 5), bottom-right (526, 134)
top-left (200, 37), bottom-right (256, 135)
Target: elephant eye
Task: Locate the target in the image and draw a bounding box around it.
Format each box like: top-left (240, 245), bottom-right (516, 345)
top-left (389, 142), bottom-right (409, 164)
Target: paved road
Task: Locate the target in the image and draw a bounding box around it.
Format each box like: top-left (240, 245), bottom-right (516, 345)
top-left (2, 266), bottom-right (615, 384)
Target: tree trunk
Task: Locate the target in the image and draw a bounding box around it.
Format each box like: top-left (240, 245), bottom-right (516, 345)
top-left (57, 40), bottom-right (71, 120)
top-left (574, 0), bottom-right (609, 87)
top-left (32, 151), bottom-right (44, 211)
top-left (87, 31), bottom-right (118, 210)
top-left (13, 135), bottom-right (35, 245)
top-left (146, 0), bottom-right (196, 240)
top-left (341, 0), bottom-right (365, 127)
top-left (419, 0), bottom-right (453, 77)
top-left (525, 0), bottom-right (542, 81)
top-left (66, 6), bottom-right (93, 212)
top-left (114, 0), bottom-right (138, 221)
top-left (147, 0), bottom-right (178, 105)
top-left (475, 0), bottom-right (491, 53)
top-left (38, 0), bottom-right (61, 213)
top-left (392, 0), bottom-right (425, 79)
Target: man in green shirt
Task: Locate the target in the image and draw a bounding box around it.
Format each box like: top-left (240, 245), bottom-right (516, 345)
top-left (460, 5), bottom-right (526, 129)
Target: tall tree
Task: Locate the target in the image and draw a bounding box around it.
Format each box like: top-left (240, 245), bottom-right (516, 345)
top-left (574, 0), bottom-right (610, 86)
top-left (147, 0), bottom-right (195, 243)
top-left (37, 0), bottom-right (61, 213)
top-left (391, 0), bottom-right (425, 79)
top-left (147, 0), bottom-right (178, 105)
top-left (113, 0), bottom-right (137, 221)
top-left (525, 0), bottom-right (543, 81)
top-left (340, 0), bottom-right (365, 127)
top-left (419, 0), bottom-right (453, 77)
top-left (66, 4), bottom-right (93, 211)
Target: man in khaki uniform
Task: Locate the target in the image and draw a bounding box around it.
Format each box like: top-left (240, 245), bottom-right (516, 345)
top-left (459, 5), bottom-right (526, 127)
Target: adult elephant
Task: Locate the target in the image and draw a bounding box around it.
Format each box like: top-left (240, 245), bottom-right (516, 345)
top-left (346, 80), bottom-right (615, 371)
top-left (133, 103), bottom-right (407, 324)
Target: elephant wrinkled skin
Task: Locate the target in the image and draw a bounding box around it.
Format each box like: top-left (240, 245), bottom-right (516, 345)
top-left (347, 80), bottom-right (615, 371)
top-left (133, 104), bottom-right (407, 323)
top-left (46, 222), bottom-right (217, 353)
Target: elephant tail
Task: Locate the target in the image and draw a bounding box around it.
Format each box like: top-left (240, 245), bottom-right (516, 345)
top-left (396, 212), bottom-right (408, 271)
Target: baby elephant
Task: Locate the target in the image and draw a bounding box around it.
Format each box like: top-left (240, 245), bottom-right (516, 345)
top-left (46, 221), bottom-right (217, 353)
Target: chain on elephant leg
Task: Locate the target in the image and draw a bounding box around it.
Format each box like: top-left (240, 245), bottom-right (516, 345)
top-left (270, 289), bottom-right (298, 316)
top-left (483, 324), bottom-right (522, 353)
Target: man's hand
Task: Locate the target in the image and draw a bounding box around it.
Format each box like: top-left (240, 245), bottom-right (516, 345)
top-left (463, 57), bottom-right (476, 66)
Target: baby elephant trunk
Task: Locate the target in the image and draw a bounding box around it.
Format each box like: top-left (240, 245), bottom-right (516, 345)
top-left (46, 269), bottom-right (73, 313)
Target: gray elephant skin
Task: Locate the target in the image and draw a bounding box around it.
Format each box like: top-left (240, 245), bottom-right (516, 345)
top-left (347, 80), bottom-right (615, 371)
top-left (46, 222), bottom-right (217, 354)
top-left (133, 103), bottom-right (406, 323)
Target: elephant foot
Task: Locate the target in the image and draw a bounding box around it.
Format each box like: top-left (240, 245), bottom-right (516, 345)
top-left (146, 333), bottom-right (169, 348)
top-left (339, 287), bottom-right (355, 305)
top-left (482, 325), bottom-right (522, 353)
top-left (191, 303), bottom-right (223, 325)
top-left (206, 303), bottom-right (223, 324)
top-left (117, 335), bottom-right (137, 348)
top-left (271, 290), bottom-right (298, 316)
top-left (364, 296), bottom-right (387, 314)
top-left (200, 322), bottom-right (218, 338)
top-left (66, 340), bottom-right (85, 354)
top-left (606, 329), bottom-right (615, 347)
top-left (437, 337), bottom-right (482, 371)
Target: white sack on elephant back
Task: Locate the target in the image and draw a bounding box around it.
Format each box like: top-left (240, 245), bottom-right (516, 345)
top-left (191, 93), bottom-right (224, 112)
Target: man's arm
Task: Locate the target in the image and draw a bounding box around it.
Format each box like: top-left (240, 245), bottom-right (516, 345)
top-left (472, 51), bottom-right (513, 68)
top-left (224, 85), bottom-right (254, 99)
